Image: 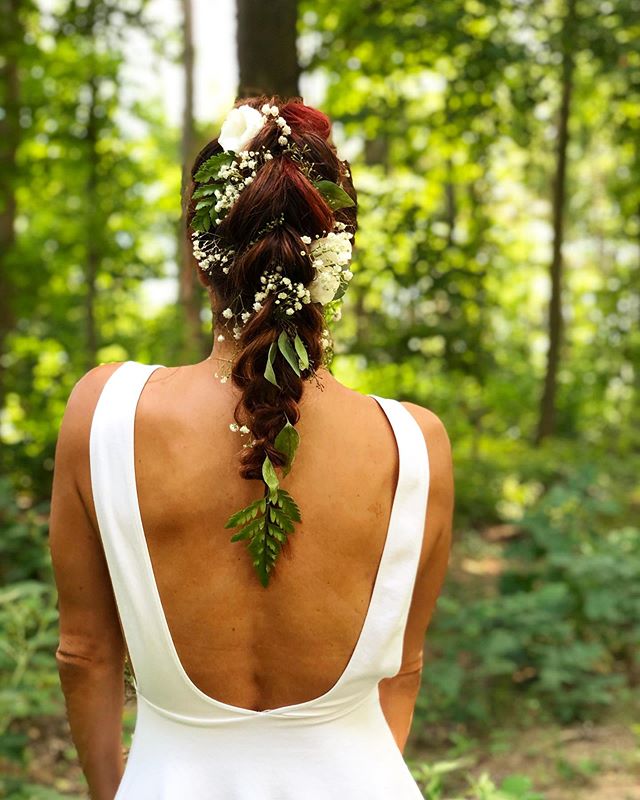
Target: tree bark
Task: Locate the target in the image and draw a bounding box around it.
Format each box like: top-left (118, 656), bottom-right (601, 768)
top-left (535, 0), bottom-right (576, 444)
top-left (0, 0), bottom-right (21, 407)
top-left (179, 0), bottom-right (206, 358)
top-left (84, 75), bottom-right (99, 369)
top-left (236, 0), bottom-right (299, 98)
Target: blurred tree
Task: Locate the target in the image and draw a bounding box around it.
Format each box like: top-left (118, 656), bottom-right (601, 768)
top-left (179, 0), bottom-right (207, 359)
top-left (0, 0), bottom-right (23, 408)
top-left (302, 0), bottom-right (639, 449)
top-left (536, 0), bottom-right (577, 443)
top-left (237, 0), bottom-right (300, 97)
top-left (1, 0), bottom-right (178, 496)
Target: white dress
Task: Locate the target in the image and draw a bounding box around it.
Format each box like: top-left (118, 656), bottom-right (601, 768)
top-left (89, 360), bottom-right (431, 799)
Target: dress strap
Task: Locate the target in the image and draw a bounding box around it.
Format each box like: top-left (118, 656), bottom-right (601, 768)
top-left (89, 361), bottom-right (191, 704)
top-left (342, 394), bottom-right (430, 685)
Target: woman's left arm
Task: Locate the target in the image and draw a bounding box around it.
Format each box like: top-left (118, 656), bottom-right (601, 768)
top-left (49, 365), bottom-right (126, 800)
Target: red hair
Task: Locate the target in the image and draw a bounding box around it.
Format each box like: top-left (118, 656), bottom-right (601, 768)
top-left (186, 95), bottom-right (357, 482)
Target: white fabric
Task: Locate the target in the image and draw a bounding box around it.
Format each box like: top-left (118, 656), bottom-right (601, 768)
top-left (89, 360), bottom-right (431, 799)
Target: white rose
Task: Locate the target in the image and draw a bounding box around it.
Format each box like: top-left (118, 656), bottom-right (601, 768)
top-left (309, 269), bottom-right (341, 305)
top-left (218, 105), bottom-right (265, 153)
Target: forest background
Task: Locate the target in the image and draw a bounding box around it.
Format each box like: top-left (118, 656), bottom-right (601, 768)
top-left (1, 1), bottom-right (639, 798)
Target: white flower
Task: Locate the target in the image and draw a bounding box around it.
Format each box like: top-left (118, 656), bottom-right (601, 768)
top-left (239, 425), bottom-right (250, 434)
top-left (278, 135), bottom-right (288, 146)
top-left (309, 270), bottom-right (341, 304)
top-left (229, 423), bottom-right (239, 432)
top-left (261, 103), bottom-right (271, 114)
top-left (270, 105), bottom-right (279, 116)
top-left (309, 231), bottom-right (353, 268)
top-left (219, 105), bottom-right (265, 153)
top-left (217, 334), bottom-right (225, 341)
top-left (301, 235), bottom-right (312, 244)
top-left (222, 307), bottom-right (233, 319)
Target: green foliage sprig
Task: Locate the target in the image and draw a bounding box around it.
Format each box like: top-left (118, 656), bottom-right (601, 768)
top-left (191, 152), bottom-right (236, 232)
top-left (224, 418), bottom-right (301, 587)
top-left (224, 329), bottom-right (314, 586)
top-left (312, 178), bottom-right (355, 211)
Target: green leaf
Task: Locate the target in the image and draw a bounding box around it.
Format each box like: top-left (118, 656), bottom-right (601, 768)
top-left (192, 185), bottom-right (218, 199)
top-left (230, 527), bottom-right (252, 542)
top-left (192, 207), bottom-right (211, 233)
top-left (224, 497), bottom-right (264, 529)
top-left (274, 419), bottom-right (300, 477)
top-left (277, 331), bottom-right (301, 376)
top-left (278, 489), bottom-right (302, 522)
top-left (228, 485), bottom-right (303, 587)
top-left (293, 333), bottom-right (309, 370)
top-left (312, 179), bottom-right (356, 211)
top-left (264, 341), bottom-right (280, 388)
top-left (194, 152), bottom-right (234, 182)
top-left (276, 513), bottom-right (295, 534)
top-left (262, 455), bottom-right (279, 492)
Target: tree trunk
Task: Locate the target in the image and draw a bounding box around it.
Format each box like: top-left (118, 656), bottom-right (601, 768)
top-left (85, 76), bottom-right (99, 369)
top-left (236, 0), bottom-right (299, 98)
top-left (535, 0), bottom-right (576, 444)
top-left (179, 0), bottom-right (206, 358)
top-left (0, 0), bottom-right (21, 407)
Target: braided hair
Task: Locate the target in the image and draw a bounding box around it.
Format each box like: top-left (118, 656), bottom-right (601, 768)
top-left (185, 95), bottom-right (358, 585)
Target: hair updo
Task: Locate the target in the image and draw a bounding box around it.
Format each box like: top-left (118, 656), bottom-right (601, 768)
top-left (186, 95), bottom-right (358, 484)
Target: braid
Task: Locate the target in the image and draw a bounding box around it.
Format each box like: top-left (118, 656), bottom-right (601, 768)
top-left (186, 95), bottom-right (358, 586)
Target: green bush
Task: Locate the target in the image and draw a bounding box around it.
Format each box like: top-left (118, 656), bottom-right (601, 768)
top-left (0, 479), bottom-right (61, 767)
top-left (419, 464), bottom-right (639, 725)
top-left (409, 757), bottom-right (545, 799)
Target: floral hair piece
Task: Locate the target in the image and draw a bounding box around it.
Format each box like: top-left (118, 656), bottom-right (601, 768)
top-left (189, 101), bottom-right (356, 586)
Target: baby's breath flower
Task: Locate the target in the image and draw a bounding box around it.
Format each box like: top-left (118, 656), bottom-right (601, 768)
top-left (222, 308), bottom-right (233, 319)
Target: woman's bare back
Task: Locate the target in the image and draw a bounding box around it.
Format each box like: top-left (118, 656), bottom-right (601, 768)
top-left (62, 358), bottom-right (453, 733)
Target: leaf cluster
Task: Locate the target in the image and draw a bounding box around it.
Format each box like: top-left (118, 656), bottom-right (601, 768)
top-left (224, 420), bottom-right (302, 586)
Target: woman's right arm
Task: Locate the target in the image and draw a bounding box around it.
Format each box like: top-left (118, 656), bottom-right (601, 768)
top-left (49, 366), bottom-right (127, 799)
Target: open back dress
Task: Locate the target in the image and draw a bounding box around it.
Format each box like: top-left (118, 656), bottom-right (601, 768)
top-left (89, 360), bottom-right (431, 799)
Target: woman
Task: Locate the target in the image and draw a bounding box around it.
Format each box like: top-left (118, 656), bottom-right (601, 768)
top-left (49, 95), bottom-right (454, 800)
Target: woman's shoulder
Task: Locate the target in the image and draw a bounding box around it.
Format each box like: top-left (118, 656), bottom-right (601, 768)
top-left (55, 362), bottom-right (130, 457)
top-left (398, 400), bottom-right (451, 453)
top-left (64, 361), bottom-right (129, 416)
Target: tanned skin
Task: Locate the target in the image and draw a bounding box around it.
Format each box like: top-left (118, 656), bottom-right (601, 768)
top-left (50, 342), bottom-right (454, 799)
